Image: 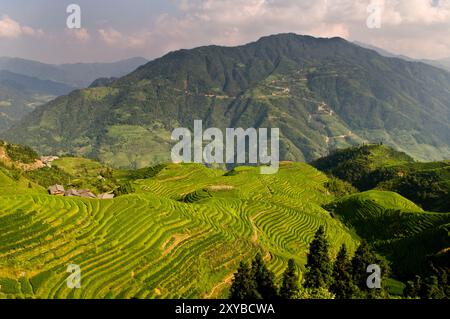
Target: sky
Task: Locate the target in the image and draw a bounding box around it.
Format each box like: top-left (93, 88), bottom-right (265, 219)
top-left (0, 0), bottom-right (449, 64)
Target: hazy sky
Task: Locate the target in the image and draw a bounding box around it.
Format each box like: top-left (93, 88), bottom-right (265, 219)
top-left (0, 0), bottom-right (449, 64)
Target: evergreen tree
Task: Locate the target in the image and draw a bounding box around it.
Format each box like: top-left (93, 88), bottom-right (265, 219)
top-left (279, 259), bottom-right (299, 299)
top-left (351, 240), bottom-right (388, 298)
top-left (429, 262), bottom-right (449, 298)
top-left (419, 276), bottom-right (444, 299)
top-left (229, 261), bottom-right (258, 299)
top-left (404, 275), bottom-right (422, 298)
top-left (304, 226), bottom-right (332, 289)
top-left (330, 244), bottom-right (357, 299)
top-left (251, 253), bottom-right (278, 299)
top-left (351, 240), bottom-right (377, 290)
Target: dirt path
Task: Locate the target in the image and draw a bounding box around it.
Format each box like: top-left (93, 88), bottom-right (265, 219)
top-left (161, 234), bottom-right (190, 256)
top-left (250, 211), bottom-right (265, 244)
top-left (204, 273), bottom-right (234, 299)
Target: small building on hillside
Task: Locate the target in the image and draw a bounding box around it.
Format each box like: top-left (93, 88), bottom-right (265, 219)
top-left (41, 156), bottom-right (59, 167)
top-left (65, 189), bottom-right (80, 197)
top-left (48, 184), bottom-right (65, 196)
top-left (78, 189), bottom-right (97, 199)
top-left (97, 193), bottom-right (115, 199)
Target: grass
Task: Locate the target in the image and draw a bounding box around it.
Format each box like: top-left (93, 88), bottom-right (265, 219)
top-left (326, 190), bottom-right (450, 277)
top-left (0, 151), bottom-right (447, 299)
top-left (0, 162), bottom-right (358, 299)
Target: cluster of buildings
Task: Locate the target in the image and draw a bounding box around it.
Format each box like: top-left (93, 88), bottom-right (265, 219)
top-left (48, 184), bottom-right (114, 199)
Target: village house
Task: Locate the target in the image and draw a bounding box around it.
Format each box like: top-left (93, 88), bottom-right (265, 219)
top-left (48, 184), bottom-right (65, 196)
top-left (64, 189), bottom-right (80, 197)
top-left (41, 156), bottom-right (59, 167)
top-left (48, 185), bottom-right (114, 199)
top-left (78, 189), bottom-right (97, 199)
top-left (97, 193), bottom-right (115, 199)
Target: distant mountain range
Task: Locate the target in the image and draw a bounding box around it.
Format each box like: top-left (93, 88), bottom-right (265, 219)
top-left (2, 34), bottom-right (450, 168)
top-left (0, 57), bottom-right (147, 131)
top-left (0, 70), bottom-right (75, 131)
top-left (354, 41), bottom-right (450, 72)
top-left (0, 57), bottom-right (148, 88)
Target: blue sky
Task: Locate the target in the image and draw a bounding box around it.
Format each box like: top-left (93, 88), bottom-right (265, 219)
top-left (1, 0), bottom-right (450, 63)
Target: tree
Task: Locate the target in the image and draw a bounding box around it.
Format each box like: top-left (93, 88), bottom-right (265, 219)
top-left (404, 275), bottom-right (422, 298)
top-left (114, 181), bottom-right (134, 196)
top-left (279, 259), bottom-right (299, 299)
top-left (330, 244), bottom-right (357, 299)
top-left (351, 240), bottom-right (388, 298)
top-left (251, 253), bottom-right (278, 299)
top-left (304, 226), bottom-right (332, 289)
top-left (229, 261), bottom-right (258, 299)
top-left (419, 276), bottom-right (445, 299)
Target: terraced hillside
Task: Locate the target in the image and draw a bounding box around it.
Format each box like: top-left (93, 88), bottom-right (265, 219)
top-left (312, 144), bottom-right (450, 212)
top-left (326, 191), bottom-right (450, 277)
top-left (0, 162), bottom-right (358, 299)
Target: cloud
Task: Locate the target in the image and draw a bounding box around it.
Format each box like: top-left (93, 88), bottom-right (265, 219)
top-left (98, 27), bottom-right (148, 48)
top-left (145, 0), bottom-right (450, 59)
top-left (6, 1), bottom-right (449, 62)
top-left (66, 28), bottom-right (91, 42)
top-left (0, 15), bottom-right (43, 39)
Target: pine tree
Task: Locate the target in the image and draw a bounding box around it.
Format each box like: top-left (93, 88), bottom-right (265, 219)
top-left (419, 276), bottom-right (445, 299)
top-left (330, 244), bottom-right (357, 299)
top-left (404, 275), bottom-right (422, 298)
top-left (304, 226), bottom-right (332, 289)
top-left (251, 253), bottom-right (278, 299)
top-left (279, 259), bottom-right (299, 299)
top-left (229, 261), bottom-right (258, 299)
top-left (351, 240), bottom-right (388, 298)
top-left (351, 240), bottom-right (376, 290)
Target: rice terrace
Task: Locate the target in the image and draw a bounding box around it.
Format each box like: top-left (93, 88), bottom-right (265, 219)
top-left (0, 141), bottom-right (448, 299)
top-left (1, 0), bottom-right (450, 303)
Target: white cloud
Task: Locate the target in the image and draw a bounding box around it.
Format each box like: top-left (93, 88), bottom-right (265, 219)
top-left (144, 0), bottom-right (450, 59)
top-left (98, 27), bottom-right (148, 48)
top-left (66, 28), bottom-right (90, 42)
top-left (0, 15), bottom-right (43, 39)
top-left (26, 0), bottom-right (449, 62)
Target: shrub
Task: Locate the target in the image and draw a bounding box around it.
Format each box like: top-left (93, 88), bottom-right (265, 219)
top-left (5, 143), bottom-right (39, 164)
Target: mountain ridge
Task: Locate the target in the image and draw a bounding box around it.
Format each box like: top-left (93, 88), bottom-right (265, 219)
top-left (3, 33), bottom-right (450, 168)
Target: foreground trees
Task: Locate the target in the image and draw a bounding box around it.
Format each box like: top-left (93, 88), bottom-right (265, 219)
top-left (230, 253), bottom-right (278, 299)
top-left (303, 226), bottom-right (332, 289)
top-left (279, 259), bottom-right (299, 299)
top-left (329, 244), bottom-right (357, 299)
top-left (230, 226), bottom-right (391, 299)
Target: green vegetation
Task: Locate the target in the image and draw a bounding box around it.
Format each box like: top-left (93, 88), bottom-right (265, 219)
top-left (4, 34), bottom-right (450, 167)
top-left (279, 259), bottom-right (299, 299)
top-left (5, 143), bottom-right (39, 164)
top-left (23, 167), bottom-right (72, 188)
top-left (313, 144), bottom-right (450, 212)
top-left (0, 157), bottom-right (358, 299)
top-left (230, 253), bottom-right (277, 299)
top-left (0, 143), bottom-right (448, 299)
top-left (325, 191), bottom-right (450, 278)
top-left (303, 226), bottom-right (332, 289)
top-left (230, 228), bottom-right (391, 299)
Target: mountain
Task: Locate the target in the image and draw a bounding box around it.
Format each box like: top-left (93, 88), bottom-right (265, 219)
top-left (0, 57), bottom-right (148, 88)
top-left (3, 33), bottom-right (450, 168)
top-left (0, 57), bottom-right (148, 132)
top-left (425, 57), bottom-right (450, 72)
top-left (0, 70), bottom-right (75, 132)
top-left (353, 41), bottom-right (450, 73)
top-left (353, 41), bottom-right (416, 61)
